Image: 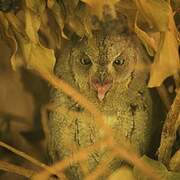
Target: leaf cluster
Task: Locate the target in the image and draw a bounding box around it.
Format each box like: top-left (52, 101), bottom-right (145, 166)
top-left (0, 0), bottom-right (179, 87)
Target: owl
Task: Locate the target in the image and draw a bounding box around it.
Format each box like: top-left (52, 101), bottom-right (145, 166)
top-left (48, 21), bottom-right (156, 179)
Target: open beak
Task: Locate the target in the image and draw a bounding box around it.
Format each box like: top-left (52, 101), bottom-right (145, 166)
top-left (91, 79), bottom-right (113, 101)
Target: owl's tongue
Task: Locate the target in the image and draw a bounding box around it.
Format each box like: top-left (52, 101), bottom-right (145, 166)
top-left (96, 84), bottom-right (111, 101)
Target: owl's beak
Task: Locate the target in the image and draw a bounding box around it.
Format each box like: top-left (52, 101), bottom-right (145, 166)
top-left (91, 79), bottom-right (112, 101)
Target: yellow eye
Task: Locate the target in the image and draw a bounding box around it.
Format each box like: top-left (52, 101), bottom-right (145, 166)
top-left (113, 57), bottom-right (125, 66)
top-left (80, 57), bottom-right (92, 65)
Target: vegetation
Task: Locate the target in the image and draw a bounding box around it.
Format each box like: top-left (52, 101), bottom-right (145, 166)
top-left (0, 0), bottom-right (179, 179)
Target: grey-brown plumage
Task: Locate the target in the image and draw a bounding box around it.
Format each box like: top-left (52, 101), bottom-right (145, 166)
top-left (48, 23), bottom-right (155, 179)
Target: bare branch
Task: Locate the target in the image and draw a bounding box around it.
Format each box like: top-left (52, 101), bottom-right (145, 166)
top-left (0, 160), bottom-right (35, 178)
top-left (0, 141), bottom-right (66, 179)
top-left (158, 89), bottom-right (180, 165)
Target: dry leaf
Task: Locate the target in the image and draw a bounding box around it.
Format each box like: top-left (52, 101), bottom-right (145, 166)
top-left (134, 0), bottom-right (180, 87)
top-left (134, 13), bottom-right (157, 56)
top-left (134, 0), bottom-right (170, 31)
top-left (47, 0), bottom-right (67, 39)
top-left (25, 9), bottom-right (40, 43)
top-left (0, 13), bottom-right (24, 70)
top-left (24, 1), bottom-right (55, 72)
top-left (26, 43), bottom-right (56, 73)
top-left (15, 33), bottom-right (55, 73)
top-left (3, 1), bottom-right (56, 73)
top-left (40, 9), bottom-right (62, 49)
top-left (148, 31), bottom-right (180, 87)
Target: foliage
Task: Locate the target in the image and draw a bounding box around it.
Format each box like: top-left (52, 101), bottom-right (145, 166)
top-left (0, 0), bottom-right (180, 179)
top-left (0, 0), bottom-right (179, 86)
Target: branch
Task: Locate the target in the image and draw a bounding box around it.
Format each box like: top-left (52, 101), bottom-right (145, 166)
top-left (0, 141), bottom-right (66, 179)
top-left (0, 160), bottom-right (35, 178)
top-left (169, 149), bottom-right (180, 171)
top-left (158, 89), bottom-right (180, 165)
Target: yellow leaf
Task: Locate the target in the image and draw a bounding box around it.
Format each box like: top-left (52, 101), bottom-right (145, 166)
top-left (16, 33), bottom-right (56, 74)
top-left (25, 9), bottom-right (40, 43)
top-left (5, 13), bottom-right (27, 39)
top-left (134, 0), bottom-right (170, 31)
top-left (27, 43), bottom-right (56, 73)
top-left (15, 33), bottom-right (55, 73)
top-left (148, 31), bottom-right (180, 87)
top-left (4, 6), bottom-right (55, 73)
top-left (25, 0), bottom-right (45, 42)
top-left (81, 0), bottom-right (119, 20)
top-left (134, 0), bottom-right (180, 87)
top-left (24, 0), bottom-right (55, 72)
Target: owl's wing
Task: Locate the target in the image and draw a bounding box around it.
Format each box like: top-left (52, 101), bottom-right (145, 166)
top-left (48, 90), bottom-right (86, 178)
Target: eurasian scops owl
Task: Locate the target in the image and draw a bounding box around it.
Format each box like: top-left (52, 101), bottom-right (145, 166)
top-left (48, 21), bottom-right (156, 179)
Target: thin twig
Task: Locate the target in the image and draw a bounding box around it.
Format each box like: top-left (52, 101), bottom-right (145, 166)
top-left (0, 160), bottom-right (35, 178)
top-left (32, 139), bottom-right (110, 180)
top-left (0, 141), bottom-right (66, 179)
top-left (85, 150), bottom-right (117, 180)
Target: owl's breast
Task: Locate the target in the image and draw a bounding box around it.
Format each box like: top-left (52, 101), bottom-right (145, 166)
top-left (105, 106), bottom-right (152, 154)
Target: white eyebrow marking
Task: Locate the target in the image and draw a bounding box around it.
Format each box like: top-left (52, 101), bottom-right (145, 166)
top-left (113, 39), bottom-right (132, 60)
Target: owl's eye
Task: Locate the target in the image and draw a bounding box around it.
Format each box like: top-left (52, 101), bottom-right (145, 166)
top-left (113, 57), bottom-right (125, 66)
top-left (80, 56), bottom-right (92, 65)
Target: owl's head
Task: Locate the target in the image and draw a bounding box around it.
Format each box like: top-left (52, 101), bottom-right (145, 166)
top-left (66, 28), bottom-right (145, 102)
